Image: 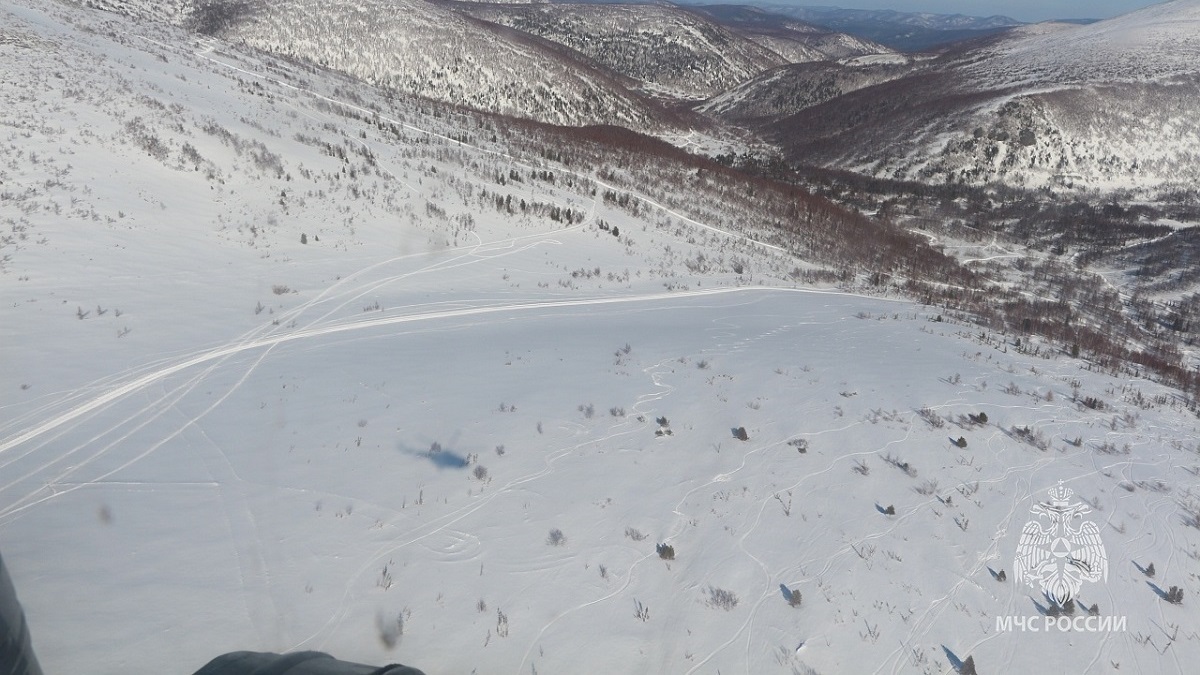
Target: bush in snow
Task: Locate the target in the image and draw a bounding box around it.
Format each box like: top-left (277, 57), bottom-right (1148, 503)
top-left (706, 586), bottom-right (739, 611)
top-left (787, 588), bottom-right (803, 607)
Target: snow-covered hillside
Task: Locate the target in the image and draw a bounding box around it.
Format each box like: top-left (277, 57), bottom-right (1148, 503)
top-left (872, 0), bottom-right (1200, 192)
top-left (68, 0), bottom-right (890, 126)
top-left (698, 58), bottom-right (914, 122)
top-left (892, 78), bottom-right (1200, 191)
top-left (962, 0), bottom-right (1200, 87)
top-left (757, 0), bottom-right (1200, 195)
top-left (753, 3), bottom-right (1023, 51)
top-left (684, 4), bottom-right (892, 63)
top-left (2, 2), bottom-right (1199, 675)
top-left (75, 0), bottom-right (681, 128)
top-left (227, 0), bottom-right (679, 127)
top-left (74, 0), bottom-right (191, 23)
top-left (460, 2), bottom-right (785, 100)
top-left (747, 27), bottom-right (888, 62)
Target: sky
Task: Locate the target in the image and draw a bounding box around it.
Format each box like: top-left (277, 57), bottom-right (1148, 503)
top-left (790, 0), bottom-right (1168, 22)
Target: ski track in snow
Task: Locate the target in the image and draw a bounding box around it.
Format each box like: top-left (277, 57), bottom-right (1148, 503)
top-left (301, 388), bottom-right (658, 656)
top-left (0, 286), bottom-right (886, 468)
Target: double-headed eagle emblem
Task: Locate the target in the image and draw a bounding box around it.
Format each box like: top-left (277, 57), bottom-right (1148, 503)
top-left (1013, 481), bottom-right (1108, 605)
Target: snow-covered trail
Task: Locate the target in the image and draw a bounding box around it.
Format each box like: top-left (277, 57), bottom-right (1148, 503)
top-left (0, 285), bottom-right (895, 464)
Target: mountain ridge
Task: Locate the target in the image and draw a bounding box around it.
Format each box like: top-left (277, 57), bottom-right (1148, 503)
top-left (748, 2), bottom-right (1024, 51)
top-left (736, 0), bottom-right (1200, 194)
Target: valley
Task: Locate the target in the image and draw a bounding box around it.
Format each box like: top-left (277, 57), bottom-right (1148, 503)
top-left (1, 2), bottom-right (1198, 674)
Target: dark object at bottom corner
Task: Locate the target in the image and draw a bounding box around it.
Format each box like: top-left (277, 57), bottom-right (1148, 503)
top-left (193, 651), bottom-right (426, 675)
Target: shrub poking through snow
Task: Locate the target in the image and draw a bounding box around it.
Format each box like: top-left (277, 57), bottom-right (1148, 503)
top-left (706, 586), bottom-right (739, 610)
top-left (787, 588), bottom-right (803, 607)
top-left (656, 543), bottom-right (675, 560)
top-left (917, 406), bottom-right (944, 428)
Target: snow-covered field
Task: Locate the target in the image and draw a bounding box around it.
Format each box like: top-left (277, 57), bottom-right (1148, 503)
top-left (1, 2), bottom-right (1198, 674)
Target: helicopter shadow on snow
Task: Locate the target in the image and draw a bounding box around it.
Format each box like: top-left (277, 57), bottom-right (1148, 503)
top-left (397, 433), bottom-right (469, 469)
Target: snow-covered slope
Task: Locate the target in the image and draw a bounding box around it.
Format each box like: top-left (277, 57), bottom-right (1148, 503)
top-left (747, 27), bottom-right (888, 62)
top-left (226, 0), bottom-right (677, 127)
top-left (2, 2), bottom-right (1199, 675)
top-left (962, 0), bottom-right (1200, 86)
top-left (71, 0), bottom-right (680, 128)
top-left (73, 0), bottom-right (190, 23)
top-left (697, 58), bottom-right (914, 122)
top-left (459, 2), bottom-right (786, 100)
top-left (684, 4), bottom-right (893, 63)
top-left (882, 0), bottom-right (1200, 191)
top-left (762, 0), bottom-right (1200, 194)
top-left (755, 3), bottom-right (1024, 52)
